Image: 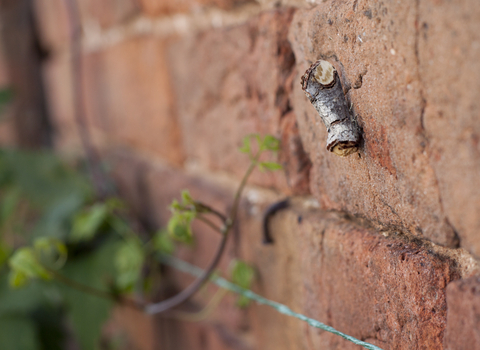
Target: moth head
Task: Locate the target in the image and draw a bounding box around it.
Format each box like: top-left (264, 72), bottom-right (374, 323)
top-left (313, 60), bottom-right (336, 87)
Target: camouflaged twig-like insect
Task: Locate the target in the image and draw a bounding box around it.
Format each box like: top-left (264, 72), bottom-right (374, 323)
top-left (301, 60), bottom-right (360, 157)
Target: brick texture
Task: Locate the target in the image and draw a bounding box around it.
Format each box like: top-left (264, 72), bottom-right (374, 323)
top-left (83, 36), bottom-right (184, 166)
top-left (25, 0), bottom-right (480, 348)
top-left (288, 0), bottom-right (461, 248)
top-left (444, 276), bottom-right (480, 350)
top-left (138, 0), bottom-right (253, 17)
top-left (107, 150), bottom-right (474, 349)
top-left (168, 8), bottom-right (300, 193)
top-left (418, 0), bottom-right (480, 257)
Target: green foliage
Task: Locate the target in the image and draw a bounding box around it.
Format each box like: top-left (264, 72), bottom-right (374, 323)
top-left (153, 229), bottom-right (175, 255)
top-left (34, 237), bottom-right (67, 270)
top-left (114, 237), bottom-right (145, 291)
top-left (239, 134), bottom-right (282, 172)
top-left (0, 315), bottom-right (39, 350)
top-left (59, 239), bottom-right (118, 350)
top-left (230, 259), bottom-right (255, 308)
top-left (168, 190), bottom-right (196, 245)
top-left (258, 162), bottom-right (283, 172)
top-left (70, 203), bottom-right (109, 242)
top-left (8, 248), bottom-right (52, 288)
top-left (167, 211), bottom-right (195, 245)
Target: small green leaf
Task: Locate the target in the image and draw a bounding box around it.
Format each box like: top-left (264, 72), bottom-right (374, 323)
top-left (114, 237), bottom-right (145, 291)
top-left (239, 136), bottom-right (251, 154)
top-left (8, 270), bottom-right (28, 288)
top-left (70, 203), bottom-right (109, 242)
top-left (230, 259), bottom-right (255, 308)
top-left (8, 247), bottom-right (51, 287)
top-left (258, 161), bottom-right (283, 172)
top-left (153, 229), bottom-right (175, 255)
top-left (181, 190), bottom-right (194, 205)
top-left (33, 237), bottom-right (67, 269)
top-left (261, 135), bottom-right (280, 152)
top-left (230, 259), bottom-right (255, 288)
top-left (169, 199), bottom-right (183, 211)
top-left (167, 212), bottom-right (195, 245)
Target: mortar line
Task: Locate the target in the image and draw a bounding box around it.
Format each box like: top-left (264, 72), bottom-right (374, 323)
top-left (82, 3), bottom-right (263, 53)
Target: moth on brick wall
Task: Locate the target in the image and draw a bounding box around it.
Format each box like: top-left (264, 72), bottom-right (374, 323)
top-left (301, 60), bottom-right (360, 157)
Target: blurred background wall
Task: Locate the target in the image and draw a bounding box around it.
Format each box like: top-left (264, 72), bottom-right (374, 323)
top-left (1, 0), bottom-right (480, 349)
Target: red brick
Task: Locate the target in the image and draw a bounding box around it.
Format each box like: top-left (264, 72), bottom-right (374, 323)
top-left (33, 0), bottom-right (139, 52)
top-left (444, 276), bottom-right (480, 350)
top-left (108, 148), bottom-right (478, 349)
top-left (288, 1), bottom-right (460, 247)
top-left (33, 0), bottom-right (70, 52)
top-left (168, 9), bottom-right (297, 192)
top-left (42, 52), bottom-right (82, 152)
top-left (83, 37), bottom-right (184, 166)
top-left (417, 0), bottom-right (480, 256)
top-left (241, 204), bottom-right (472, 349)
top-left (138, 0), bottom-right (253, 17)
top-left (77, 0), bottom-right (139, 28)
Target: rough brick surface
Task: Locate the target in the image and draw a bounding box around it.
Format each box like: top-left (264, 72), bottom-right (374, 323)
top-left (109, 149), bottom-right (473, 350)
top-left (82, 37), bottom-right (184, 165)
top-left (244, 205), bottom-right (471, 350)
top-left (444, 276), bottom-right (480, 350)
top-left (288, 0), bottom-right (463, 248)
top-left (418, 0), bottom-right (480, 257)
top-left (168, 9), bottom-right (303, 193)
top-left (33, 0), bottom-right (70, 52)
top-left (138, 0), bottom-right (253, 17)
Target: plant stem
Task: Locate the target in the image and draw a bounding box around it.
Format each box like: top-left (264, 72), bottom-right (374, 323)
top-left (196, 215), bottom-right (223, 233)
top-left (144, 151), bottom-right (260, 314)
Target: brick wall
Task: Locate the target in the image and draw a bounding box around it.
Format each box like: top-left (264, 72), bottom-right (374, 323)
top-left (32, 0), bottom-right (480, 349)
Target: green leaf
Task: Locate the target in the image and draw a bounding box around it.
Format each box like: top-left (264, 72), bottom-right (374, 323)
top-left (59, 238), bottom-right (117, 350)
top-left (34, 237), bottom-right (67, 270)
top-left (258, 161), bottom-right (283, 172)
top-left (239, 136), bottom-right (251, 154)
top-left (181, 190), bottom-right (194, 205)
top-left (0, 315), bottom-right (39, 350)
top-left (260, 135), bottom-right (280, 152)
top-left (114, 237), bottom-right (145, 291)
top-left (70, 203), bottom-right (109, 242)
top-left (8, 247), bottom-right (51, 287)
top-left (230, 259), bottom-right (255, 308)
top-left (8, 270), bottom-right (29, 288)
top-left (167, 212), bottom-right (195, 245)
top-left (152, 229), bottom-right (175, 255)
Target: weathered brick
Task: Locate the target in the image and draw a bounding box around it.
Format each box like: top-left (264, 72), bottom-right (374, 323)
top-left (288, 0), bottom-right (462, 247)
top-left (110, 148), bottom-right (475, 349)
top-left (241, 203), bottom-right (474, 349)
top-left (33, 0), bottom-right (139, 52)
top-left (42, 51), bottom-right (82, 152)
top-left (77, 0), bottom-right (139, 28)
top-left (444, 276), bottom-right (480, 350)
top-left (418, 0), bottom-right (480, 257)
top-left (33, 0), bottom-right (70, 52)
top-left (168, 9), bottom-right (300, 193)
top-left (82, 36), bottom-right (184, 166)
top-left (138, 0), bottom-right (253, 17)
